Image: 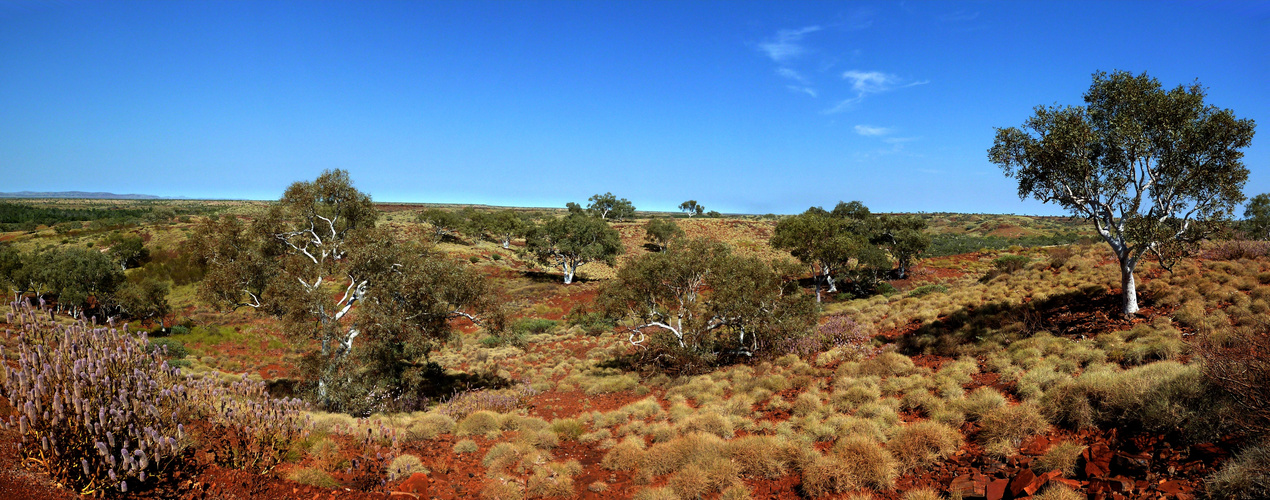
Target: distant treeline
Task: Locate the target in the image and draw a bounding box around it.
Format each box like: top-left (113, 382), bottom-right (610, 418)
top-left (927, 232), bottom-right (1088, 257)
top-left (0, 202), bottom-right (210, 232)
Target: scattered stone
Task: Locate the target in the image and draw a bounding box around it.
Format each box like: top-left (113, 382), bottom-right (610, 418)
top-left (1008, 468), bottom-right (1036, 497)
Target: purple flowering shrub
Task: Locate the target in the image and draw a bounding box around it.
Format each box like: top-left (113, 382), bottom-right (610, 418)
top-left (437, 381), bottom-right (539, 421)
top-left (0, 301), bottom-right (308, 495)
top-left (781, 314), bottom-right (875, 359)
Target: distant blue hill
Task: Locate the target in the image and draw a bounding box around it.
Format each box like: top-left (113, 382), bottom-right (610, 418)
top-left (0, 191), bottom-right (169, 200)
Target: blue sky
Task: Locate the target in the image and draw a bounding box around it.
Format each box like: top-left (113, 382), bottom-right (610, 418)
top-left (1, 1), bottom-right (1267, 215)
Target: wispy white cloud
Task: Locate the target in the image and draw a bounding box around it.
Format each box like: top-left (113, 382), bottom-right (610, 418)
top-left (854, 125), bottom-right (893, 137)
top-left (787, 85), bottom-right (818, 98)
top-left (757, 26), bottom-right (822, 62)
top-left (776, 68), bottom-right (817, 97)
top-left (825, 70), bottom-right (929, 113)
top-left (776, 67), bottom-right (809, 84)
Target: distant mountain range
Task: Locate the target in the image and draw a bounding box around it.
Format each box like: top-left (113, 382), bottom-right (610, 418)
top-left (0, 191), bottom-right (173, 200)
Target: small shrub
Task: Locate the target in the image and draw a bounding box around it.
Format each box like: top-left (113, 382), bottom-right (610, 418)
top-left (889, 421), bottom-right (964, 471)
top-left (1034, 485), bottom-right (1083, 500)
top-left (724, 435), bottom-right (796, 479)
top-left (907, 284), bottom-right (949, 298)
top-left (512, 317), bottom-right (559, 335)
top-left (146, 337), bottom-right (190, 359)
top-left (469, 255), bottom-right (481, 264)
top-left (903, 487), bottom-right (944, 500)
top-left (978, 403), bottom-right (1049, 456)
top-left (601, 436), bottom-right (647, 471)
top-left (405, 413), bottom-right (456, 441)
top-left (1205, 440), bottom-right (1270, 500)
top-left (456, 410), bottom-right (504, 437)
top-left (287, 467), bottom-right (339, 488)
top-left (453, 439), bottom-right (479, 454)
top-left (387, 454), bottom-right (426, 482)
top-left (1035, 441), bottom-right (1085, 476)
top-left (549, 418), bottom-right (586, 441)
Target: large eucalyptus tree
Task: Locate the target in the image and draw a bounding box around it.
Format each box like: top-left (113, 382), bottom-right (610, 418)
top-left (192, 170), bottom-right (490, 411)
top-left (990, 71), bottom-right (1255, 316)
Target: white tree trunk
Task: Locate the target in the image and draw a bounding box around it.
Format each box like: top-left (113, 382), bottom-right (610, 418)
top-left (1121, 264), bottom-right (1139, 317)
top-left (563, 263), bottom-right (575, 284)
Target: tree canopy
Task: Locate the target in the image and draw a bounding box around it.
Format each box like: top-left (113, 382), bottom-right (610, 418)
top-left (599, 238), bottom-right (815, 371)
top-left (192, 170), bottom-right (490, 413)
top-left (770, 202), bottom-right (898, 301)
top-left (525, 213), bottom-right (623, 284)
top-left (643, 217), bottom-right (684, 252)
top-left (679, 200), bottom-right (704, 217)
top-left (586, 192), bottom-right (636, 221)
top-left (989, 70), bottom-right (1255, 316)
top-left (1244, 193), bottom-right (1270, 240)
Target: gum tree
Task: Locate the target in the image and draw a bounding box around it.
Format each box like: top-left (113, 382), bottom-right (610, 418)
top-left (990, 71), bottom-right (1255, 316)
top-left (600, 238), bottom-right (815, 359)
top-left (643, 217), bottom-right (684, 252)
top-left (586, 192), bottom-right (636, 221)
top-left (1244, 193), bottom-right (1270, 240)
top-left (526, 212), bottom-right (623, 284)
top-left (679, 200), bottom-right (704, 217)
top-left (193, 170), bottom-right (490, 410)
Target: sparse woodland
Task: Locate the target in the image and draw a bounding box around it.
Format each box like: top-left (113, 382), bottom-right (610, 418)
top-left (0, 72), bottom-right (1266, 500)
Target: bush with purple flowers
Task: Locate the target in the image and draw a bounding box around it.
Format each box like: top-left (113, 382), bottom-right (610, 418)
top-left (0, 301), bottom-right (308, 495)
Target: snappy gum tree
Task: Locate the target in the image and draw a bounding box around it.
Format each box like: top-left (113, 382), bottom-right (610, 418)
top-left (990, 71), bottom-right (1255, 316)
top-left (526, 212), bottom-right (623, 284)
top-left (193, 170), bottom-right (489, 409)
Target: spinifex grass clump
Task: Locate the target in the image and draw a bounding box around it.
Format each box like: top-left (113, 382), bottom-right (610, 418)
top-left (0, 302), bottom-right (309, 495)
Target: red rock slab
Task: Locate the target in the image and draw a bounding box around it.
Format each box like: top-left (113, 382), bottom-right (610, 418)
top-left (1082, 442), bottom-right (1113, 478)
top-left (950, 473), bottom-right (988, 498)
top-left (1008, 469), bottom-right (1036, 498)
top-left (987, 478), bottom-right (1010, 500)
top-left (394, 472), bottom-right (430, 497)
top-left (1019, 435), bottom-right (1052, 456)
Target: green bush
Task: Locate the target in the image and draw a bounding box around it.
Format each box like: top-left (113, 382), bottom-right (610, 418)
top-left (146, 337), bottom-right (190, 359)
top-left (513, 317), bottom-right (559, 335)
top-left (1206, 440), bottom-right (1270, 500)
top-left (907, 284), bottom-right (949, 297)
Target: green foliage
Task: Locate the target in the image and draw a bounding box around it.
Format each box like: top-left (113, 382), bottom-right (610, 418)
top-left (600, 238), bottom-right (816, 370)
top-left (114, 276), bottom-right (171, 326)
top-left (103, 232), bottom-right (149, 270)
top-left (927, 233), bottom-right (1081, 257)
top-left (679, 200), bottom-right (704, 217)
top-left (512, 317), bottom-right (558, 335)
top-left (1206, 440), bottom-right (1270, 500)
top-left (1245, 193), bottom-right (1270, 240)
top-left (416, 208), bottom-right (466, 243)
top-left (146, 338), bottom-right (189, 359)
top-left (990, 70), bottom-right (1255, 315)
top-left (191, 170), bottom-right (491, 413)
top-left (587, 192), bottom-right (636, 221)
top-left (644, 217), bottom-right (685, 251)
top-left (526, 212), bottom-right (624, 284)
top-left (0, 202), bottom-right (155, 232)
top-left (907, 284), bottom-right (948, 297)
